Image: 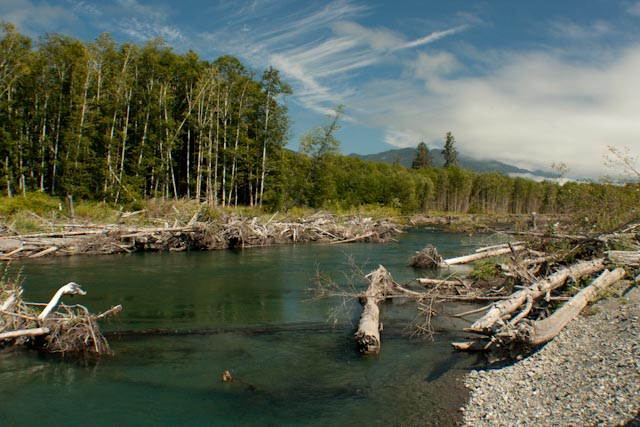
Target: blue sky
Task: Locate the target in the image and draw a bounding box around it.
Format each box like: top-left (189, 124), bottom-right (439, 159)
top-left (2, 0), bottom-right (640, 178)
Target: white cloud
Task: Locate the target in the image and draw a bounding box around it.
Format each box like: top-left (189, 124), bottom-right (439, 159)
top-left (412, 51), bottom-right (460, 80)
top-left (549, 19), bottom-right (613, 40)
top-left (394, 25), bottom-right (469, 51)
top-left (627, 1), bottom-right (640, 16)
top-left (353, 45), bottom-right (640, 178)
top-left (0, 0), bottom-right (75, 36)
top-left (331, 21), bottom-right (403, 51)
top-left (384, 128), bottom-right (423, 148)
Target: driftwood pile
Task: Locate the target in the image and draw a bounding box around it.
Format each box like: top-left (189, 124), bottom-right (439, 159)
top-left (341, 221), bottom-right (640, 359)
top-left (0, 212), bottom-right (403, 260)
top-left (0, 278), bottom-right (121, 355)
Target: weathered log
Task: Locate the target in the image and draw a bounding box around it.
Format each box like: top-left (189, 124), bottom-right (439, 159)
top-left (29, 246), bottom-right (59, 258)
top-left (0, 327), bottom-right (50, 340)
top-left (606, 250), bottom-right (640, 267)
top-left (38, 282), bottom-right (87, 319)
top-left (515, 268), bottom-right (625, 345)
top-left (354, 265), bottom-right (394, 355)
top-left (451, 340), bottom-right (492, 351)
top-left (475, 242), bottom-right (524, 253)
top-left (439, 245), bottom-right (525, 267)
top-left (0, 229), bottom-right (108, 240)
top-left (417, 277), bottom-right (471, 287)
top-left (466, 258), bottom-right (605, 333)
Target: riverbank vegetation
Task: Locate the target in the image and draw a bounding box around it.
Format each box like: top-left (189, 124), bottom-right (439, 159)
top-left (1, 22), bottom-right (638, 237)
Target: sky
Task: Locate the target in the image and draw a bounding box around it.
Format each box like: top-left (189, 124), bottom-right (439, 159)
top-left (2, 0), bottom-right (640, 178)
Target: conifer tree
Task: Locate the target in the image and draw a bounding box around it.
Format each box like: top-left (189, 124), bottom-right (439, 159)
top-left (442, 131), bottom-right (458, 168)
top-left (412, 141), bottom-right (432, 169)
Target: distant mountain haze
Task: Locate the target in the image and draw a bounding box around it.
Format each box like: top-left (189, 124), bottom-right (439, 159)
top-left (349, 147), bottom-right (555, 179)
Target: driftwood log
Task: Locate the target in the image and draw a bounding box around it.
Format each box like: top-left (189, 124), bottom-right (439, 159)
top-left (354, 266), bottom-right (395, 355)
top-left (466, 258), bottom-right (605, 334)
top-left (439, 245), bottom-right (525, 268)
top-left (607, 250), bottom-right (640, 267)
top-left (513, 268), bottom-right (626, 345)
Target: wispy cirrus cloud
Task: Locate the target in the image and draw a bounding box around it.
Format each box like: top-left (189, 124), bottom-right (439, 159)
top-left (198, 0), bottom-right (470, 116)
top-left (101, 0), bottom-right (184, 43)
top-left (548, 19), bottom-right (613, 40)
top-left (393, 25), bottom-right (469, 51)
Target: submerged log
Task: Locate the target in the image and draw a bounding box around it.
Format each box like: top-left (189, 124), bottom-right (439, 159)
top-left (466, 258), bottom-right (605, 333)
top-left (515, 268), bottom-right (625, 346)
top-left (355, 265), bottom-right (395, 355)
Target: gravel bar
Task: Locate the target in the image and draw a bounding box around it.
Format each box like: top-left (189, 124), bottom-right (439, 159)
top-left (462, 284), bottom-right (640, 426)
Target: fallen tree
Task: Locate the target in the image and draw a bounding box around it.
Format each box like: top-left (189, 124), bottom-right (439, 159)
top-left (513, 268), bottom-right (626, 346)
top-left (465, 258), bottom-right (606, 334)
top-left (354, 266), bottom-right (395, 355)
top-left (439, 244), bottom-right (525, 268)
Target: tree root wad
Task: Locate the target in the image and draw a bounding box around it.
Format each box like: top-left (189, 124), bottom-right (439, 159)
top-left (0, 279), bottom-right (121, 356)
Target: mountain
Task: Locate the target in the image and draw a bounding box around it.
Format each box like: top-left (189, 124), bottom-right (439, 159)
top-left (349, 147), bottom-right (555, 178)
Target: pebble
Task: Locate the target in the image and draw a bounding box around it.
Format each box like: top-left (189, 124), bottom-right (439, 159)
top-left (462, 286), bottom-right (640, 427)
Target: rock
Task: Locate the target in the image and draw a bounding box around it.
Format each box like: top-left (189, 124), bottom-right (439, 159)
top-left (462, 285), bottom-right (640, 426)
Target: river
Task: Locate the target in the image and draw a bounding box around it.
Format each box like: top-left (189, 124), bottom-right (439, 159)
top-left (0, 228), bottom-right (487, 427)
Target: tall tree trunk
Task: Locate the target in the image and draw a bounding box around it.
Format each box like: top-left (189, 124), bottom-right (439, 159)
top-left (228, 81), bottom-right (247, 207)
top-left (74, 64), bottom-right (91, 169)
top-left (259, 91), bottom-right (271, 208)
top-left (115, 87), bottom-right (132, 203)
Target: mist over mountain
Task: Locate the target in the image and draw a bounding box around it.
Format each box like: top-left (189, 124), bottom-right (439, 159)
top-left (349, 147), bottom-right (555, 179)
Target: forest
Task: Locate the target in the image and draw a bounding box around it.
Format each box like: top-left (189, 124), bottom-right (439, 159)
top-left (1, 22), bottom-right (638, 229)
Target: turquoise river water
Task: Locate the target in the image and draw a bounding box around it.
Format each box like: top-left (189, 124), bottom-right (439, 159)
top-left (0, 228), bottom-right (488, 427)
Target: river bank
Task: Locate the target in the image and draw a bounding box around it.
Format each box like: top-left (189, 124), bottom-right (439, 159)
top-left (461, 279), bottom-right (640, 426)
top-left (0, 205), bottom-right (560, 261)
top-left (0, 212), bottom-right (403, 260)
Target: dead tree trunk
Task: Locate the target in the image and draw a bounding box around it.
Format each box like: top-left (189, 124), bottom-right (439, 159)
top-left (439, 245), bottom-right (525, 267)
top-left (515, 268), bottom-right (625, 345)
top-left (606, 251), bottom-right (640, 267)
top-left (466, 258), bottom-right (605, 333)
top-left (355, 265), bottom-right (395, 355)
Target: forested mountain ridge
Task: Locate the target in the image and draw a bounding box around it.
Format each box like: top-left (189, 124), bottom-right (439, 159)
top-left (350, 147), bottom-right (556, 178)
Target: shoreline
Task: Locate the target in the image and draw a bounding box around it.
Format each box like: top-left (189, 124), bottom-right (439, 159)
top-left (460, 281), bottom-right (640, 426)
top-left (0, 211), bottom-right (558, 261)
top-left (0, 212), bottom-right (403, 261)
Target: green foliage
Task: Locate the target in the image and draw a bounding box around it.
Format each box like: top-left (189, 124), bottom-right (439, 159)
top-left (0, 25), bottom-right (291, 209)
top-left (468, 259), bottom-right (502, 281)
top-left (412, 142), bottom-right (432, 169)
top-left (442, 132), bottom-right (458, 168)
top-left (73, 201), bottom-right (120, 222)
top-left (0, 24), bottom-right (637, 230)
top-left (0, 192), bottom-right (60, 216)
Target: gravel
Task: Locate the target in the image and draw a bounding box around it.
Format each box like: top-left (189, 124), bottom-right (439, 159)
top-left (462, 283), bottom-right (640, 427)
